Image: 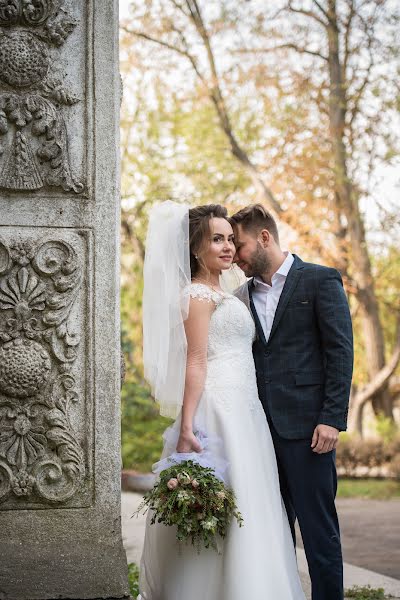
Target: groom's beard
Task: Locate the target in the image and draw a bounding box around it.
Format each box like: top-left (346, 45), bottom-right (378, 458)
top-left (245, 243), bottom-right (272, 278)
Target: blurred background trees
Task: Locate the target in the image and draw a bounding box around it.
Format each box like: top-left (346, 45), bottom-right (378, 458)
top-left (119, 0), bottom-right (400, 470)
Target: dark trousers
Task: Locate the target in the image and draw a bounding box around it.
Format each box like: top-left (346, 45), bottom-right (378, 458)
top-left (268, 418), bottom-right (343, 600)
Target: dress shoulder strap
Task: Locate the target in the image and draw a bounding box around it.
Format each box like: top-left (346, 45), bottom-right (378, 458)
top-left (184, 283), bottom-right (225, 306)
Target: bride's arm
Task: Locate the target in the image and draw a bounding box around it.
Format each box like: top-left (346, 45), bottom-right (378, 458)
top-left (176, 296), bottom-right (214, 453)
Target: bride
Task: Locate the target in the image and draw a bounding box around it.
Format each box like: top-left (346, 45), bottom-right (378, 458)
top-left (138, 201), bottom-right (306, 600)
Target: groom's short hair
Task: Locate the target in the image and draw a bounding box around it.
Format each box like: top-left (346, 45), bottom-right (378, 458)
top-left (230, 204), bottom-right (279, 243)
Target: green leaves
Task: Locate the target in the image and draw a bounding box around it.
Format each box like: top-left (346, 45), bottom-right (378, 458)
top-left (121, 381), bottom-right (171, 472)
top-left (127, 562), bottom-right (140, 599)
top-left (345, 585), bottom-right (387, 600)
top-left (133, 459), bottom-right (243, 552)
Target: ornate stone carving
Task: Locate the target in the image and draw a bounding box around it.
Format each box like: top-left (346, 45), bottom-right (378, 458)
top-left (0, 241), bottom-right (11, 272)
top-left (0, 1), bottom-right (83, 193)
top-left (0, 129), bottom-right (44, 189)
top-left (0, 339), bottom-right (51, 397)
top-left (0, 1), bottom-right (53, 27)
top-left (0, 31), bottom-right (50, 87)
top-left (0, 236), bottom-right (86, 505)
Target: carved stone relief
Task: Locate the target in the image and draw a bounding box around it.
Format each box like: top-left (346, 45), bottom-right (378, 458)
top-left (0, 0), bottom-right (84, 193)
top-left (0, 228), bottom-right (92, 508)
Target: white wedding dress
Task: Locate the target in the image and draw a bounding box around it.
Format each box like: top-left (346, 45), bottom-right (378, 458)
top-left (138, 283), bottom-right (306, 600)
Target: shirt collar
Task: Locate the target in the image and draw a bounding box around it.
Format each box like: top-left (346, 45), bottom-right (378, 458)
top-left (276, 251), bottom-right (294, 277)
top-left (253, 251), bottom-right (294, 288)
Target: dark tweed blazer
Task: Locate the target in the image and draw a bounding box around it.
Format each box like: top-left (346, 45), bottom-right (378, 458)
top-left (235, 254), bottom-right (354, 439)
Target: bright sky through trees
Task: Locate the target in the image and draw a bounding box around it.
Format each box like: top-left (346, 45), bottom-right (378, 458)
top-left (119, 0), bottom-right (399, 241)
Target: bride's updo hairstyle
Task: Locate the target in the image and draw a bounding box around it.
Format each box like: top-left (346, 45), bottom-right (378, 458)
top-left (189, 204), bottom-right (228, 278)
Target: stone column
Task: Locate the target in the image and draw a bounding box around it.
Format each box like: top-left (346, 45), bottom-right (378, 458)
top-left (0, 1), bottom-right (129, 599)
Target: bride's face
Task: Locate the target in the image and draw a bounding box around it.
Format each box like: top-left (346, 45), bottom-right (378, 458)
top-left (198, 218), bottom-right (235, 274)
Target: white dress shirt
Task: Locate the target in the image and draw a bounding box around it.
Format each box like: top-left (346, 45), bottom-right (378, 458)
top-left (252, 251), bottom-right (294, 342)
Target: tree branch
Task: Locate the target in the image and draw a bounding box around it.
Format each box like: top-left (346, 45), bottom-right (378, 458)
top-left (121, 25), bottom-right (207, 86)
top-left (185, 0), bottom-right (284, 213)
top-left (121, 26), bottom-right (182, 55)
top-left (343, 0), bottom-right (356, 78)
top-left (170, 0), bottom-right (190, 16)
top-left (287, 1), bottom-right (328, 28)
top-left (352, 313), bottom-right (400, 409)
top-left (347, 48), bottom-right (374, 131)
top-left (235, 43), bottom-right (328, 61)
top-left (312, 0), bottom-right (330, 20)
top-left (346, 0), bottom-right (383, 131)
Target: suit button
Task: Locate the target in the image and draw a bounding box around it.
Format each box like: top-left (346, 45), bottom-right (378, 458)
top-left (264, 351), bottom-right (270, 357)
top-left (265, 379), bottom-right (271, 384)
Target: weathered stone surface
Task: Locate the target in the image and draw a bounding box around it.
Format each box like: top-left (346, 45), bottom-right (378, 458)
top-left (0, 1), bottom-right (128, 598)
top-left (0, 229), bottom-right (92, 510)
top-left (0, 1), bottom-right (87, 195)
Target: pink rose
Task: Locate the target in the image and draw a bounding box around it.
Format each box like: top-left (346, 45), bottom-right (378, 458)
top-left (177, 472), bottom-right (191, 485)
top-left (191, 479), bottom-right (199, 489)
top-left (167, 478), bottom-right (178, 490)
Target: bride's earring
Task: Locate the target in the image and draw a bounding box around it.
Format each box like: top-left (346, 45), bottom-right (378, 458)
top-left (195, 254), bottom-right (198, 259)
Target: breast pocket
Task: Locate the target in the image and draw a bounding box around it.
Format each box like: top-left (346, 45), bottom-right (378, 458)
top-left (287, 298), bottom-right (312, 309)
top-left (286, 298), bottom-right (314, 328)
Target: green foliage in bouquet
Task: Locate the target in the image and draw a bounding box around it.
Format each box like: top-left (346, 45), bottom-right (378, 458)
top-left (134, 460), bottom-right (243, 552)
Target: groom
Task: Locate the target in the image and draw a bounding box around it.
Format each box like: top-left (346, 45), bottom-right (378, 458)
top-left (230, 204), bottom-right (353, 600)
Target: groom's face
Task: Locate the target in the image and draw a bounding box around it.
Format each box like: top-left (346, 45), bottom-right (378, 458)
top-left (233, 225), bottom-right (271, 277)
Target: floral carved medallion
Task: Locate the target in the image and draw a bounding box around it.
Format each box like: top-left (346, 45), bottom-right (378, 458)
top-left (0, 0), bottom-right (84, 193)
top-left (0, 235), bottom-right (87, 506)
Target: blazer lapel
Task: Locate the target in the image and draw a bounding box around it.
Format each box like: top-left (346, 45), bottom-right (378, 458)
top-left (248, 279), bottom-right (268, 346)
top-left (267, 254), bottom-right (304, 345)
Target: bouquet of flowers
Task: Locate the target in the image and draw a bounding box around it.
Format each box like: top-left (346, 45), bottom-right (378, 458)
top-left (134, 459), bottom-right (243, 552)
top-left (133, 428), bottom-right (243, 553)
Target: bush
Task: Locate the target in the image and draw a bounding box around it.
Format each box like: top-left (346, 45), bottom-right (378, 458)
top-left (387, 436), bottom-right (400, 459)
top-left (345, 585), bottom-right (386, 599)
top-left (337, 434), bottom-right (400, 479)
top-left (374, 413), bottom-right (399, 442)
top-left (388, 453), bottom-right (400, 479)
top-left (121, 379), bottom-right (172, 472)
top-left (127, 563), bottom-right (139, 599)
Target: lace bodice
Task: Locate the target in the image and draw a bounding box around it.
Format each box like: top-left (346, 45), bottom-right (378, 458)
top-left (184, 283), bottom-right (257, 405)
top-left (185, 283), bottom-right (255, 357)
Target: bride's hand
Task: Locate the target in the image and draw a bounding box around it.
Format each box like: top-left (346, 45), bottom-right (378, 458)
top-left (176, 430), bottom-right (202, 454)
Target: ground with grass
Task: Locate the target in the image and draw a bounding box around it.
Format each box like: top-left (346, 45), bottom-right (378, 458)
top-left (337, 479), bottom-right (400, 500)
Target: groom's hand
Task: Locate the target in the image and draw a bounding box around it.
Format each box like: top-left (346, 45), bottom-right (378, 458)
top-left (311, 424), bottom-right (339, 454)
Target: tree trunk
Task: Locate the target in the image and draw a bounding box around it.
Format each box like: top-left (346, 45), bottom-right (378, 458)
top-left (347, 387), bottom-right (365, 436)
top-left (327, 0), bottom-right (392, 418)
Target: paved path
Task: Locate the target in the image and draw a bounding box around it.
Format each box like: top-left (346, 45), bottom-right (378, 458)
top-left (122, 492), bottom-right (400, 599)
top-left (338, 498), bottom-right (400, 580)
top-left (295, 498), bottom-right (400, 580)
